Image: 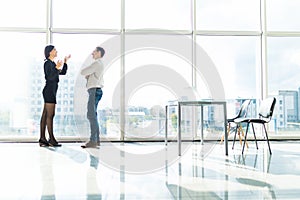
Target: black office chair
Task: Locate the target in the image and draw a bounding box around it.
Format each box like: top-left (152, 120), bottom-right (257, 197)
top-left (235, 97), bottom-right (276, 154)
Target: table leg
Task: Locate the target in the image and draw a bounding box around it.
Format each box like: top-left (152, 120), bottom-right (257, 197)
top-left (165, 105), bottom-right (168, 146)
top-left (223, 103), bottom-right (228, 156)
top-left (178, 103), bottom-right (181, 156)
top-left (201, 105), bottom-right (204, 145)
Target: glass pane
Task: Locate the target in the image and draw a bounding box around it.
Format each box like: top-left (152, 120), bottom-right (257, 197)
top-left (197, 36), bottom-right (259, 99)
top-left (125, 0), bottom-right (191, 30)
top-left (53, 34), bottom-right (121, 139)
top-left (178, 104), bottom-right (226, 141)
top-left (53, 0), bottom-right (120, 29)
top-left (196, 0), bottom-right (260, 31)
top-left (124, 34), bottom-right (193, 139)
top-left (196, 36), bottom-right (259, 116)
top-left (0, 0), bottom-right (46, 27)
top-left (0, 32), bottom-right (45, 137)
top-left (268, 37), bottom-right (300, 135)
top-left (267, 0), bottom-right (300, 31)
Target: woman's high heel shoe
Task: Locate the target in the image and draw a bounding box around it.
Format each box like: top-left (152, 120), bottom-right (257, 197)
top-left (39, 139), bottom-right (49, 147)
top-left (48, 139), bottom-right (62, 147)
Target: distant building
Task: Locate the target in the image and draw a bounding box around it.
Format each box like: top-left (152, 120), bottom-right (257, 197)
top-left (277, 90), bottom-right (299, 130)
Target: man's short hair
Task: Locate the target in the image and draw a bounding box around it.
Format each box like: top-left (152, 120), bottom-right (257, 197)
top-left (96, 46), bottom-right (105, 57)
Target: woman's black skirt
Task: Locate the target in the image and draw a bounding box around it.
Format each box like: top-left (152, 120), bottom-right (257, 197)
top-left (42, 83), bottom-right (58, 104)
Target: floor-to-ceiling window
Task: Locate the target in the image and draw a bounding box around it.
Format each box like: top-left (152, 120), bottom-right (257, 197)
top-left (266, 0), bottom-right (300, 136)
top-left (0, 0), bottom-right (47, 138)
top-left (0, 0), bottom-right (299, 141)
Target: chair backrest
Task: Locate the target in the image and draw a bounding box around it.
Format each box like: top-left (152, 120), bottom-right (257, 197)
top-left (236, 99), bottom-right (251, 118)
top-left (259, 97), bottom-right (276, 121)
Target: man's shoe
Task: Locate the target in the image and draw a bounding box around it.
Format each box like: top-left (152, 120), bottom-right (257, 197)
top-left (81, 141), bottom-right (98, 148)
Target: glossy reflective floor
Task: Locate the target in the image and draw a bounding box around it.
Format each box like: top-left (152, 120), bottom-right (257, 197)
top-left (0, 140), bottom-right (300, 199)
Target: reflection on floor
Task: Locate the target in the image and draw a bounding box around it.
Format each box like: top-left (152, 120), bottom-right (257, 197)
top-left (0, 140), bottom-right (299, 199)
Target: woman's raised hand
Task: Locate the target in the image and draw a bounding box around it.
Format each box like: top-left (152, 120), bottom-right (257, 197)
top-left (64, 54), bottom-right (71, 63)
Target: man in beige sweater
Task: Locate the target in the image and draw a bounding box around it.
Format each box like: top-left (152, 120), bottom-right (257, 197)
top-left (80, 46), bottom-right (105, 148)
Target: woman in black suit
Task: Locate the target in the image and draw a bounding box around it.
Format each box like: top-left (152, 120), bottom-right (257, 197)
top-left (39, 45), bottom-right (71, 147)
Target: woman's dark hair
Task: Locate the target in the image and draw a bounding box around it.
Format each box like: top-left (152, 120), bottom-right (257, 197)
top-left (96, 46), bottom-right (105, 57)
top-left (44, 45), bottom-right (55, 59)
